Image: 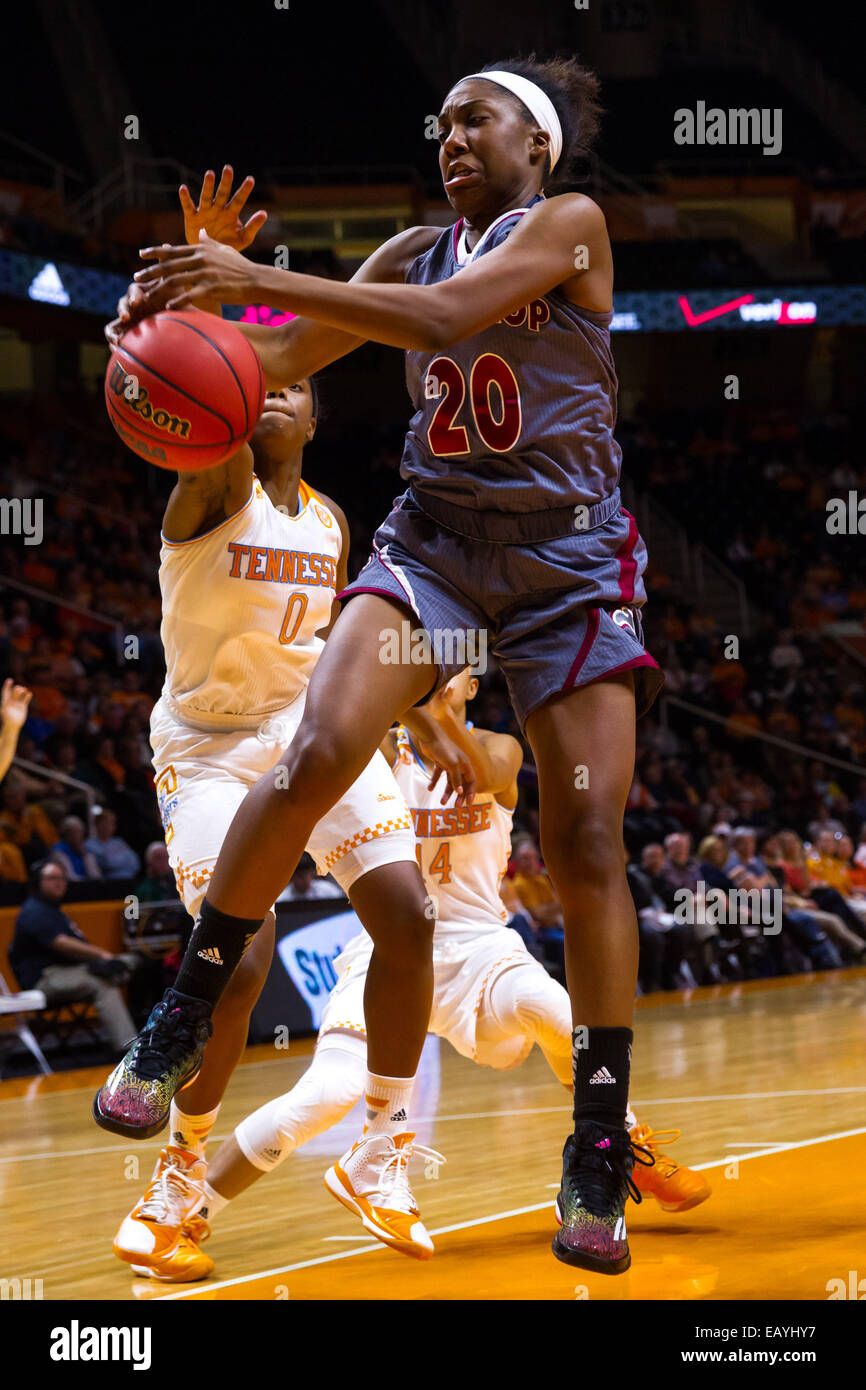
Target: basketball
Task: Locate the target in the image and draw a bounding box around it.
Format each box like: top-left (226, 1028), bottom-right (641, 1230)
top-left (104, 310), bottom-right (265, 471)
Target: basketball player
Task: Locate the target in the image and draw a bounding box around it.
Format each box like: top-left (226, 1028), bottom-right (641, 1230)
top-left (117, 669), bottom-right (707, 1280)
top-left (100, 359), bottom-right (487, 1270)
top-left (102, 56), bottom-right (665, 1273)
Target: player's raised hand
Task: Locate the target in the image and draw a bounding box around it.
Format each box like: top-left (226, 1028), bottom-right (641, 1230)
top-left (1, 678), bottom-right (32, 730)
top-left (135, 232), bottom-right (260, 309)
top-left (179, 166), bottom-right (268, 251)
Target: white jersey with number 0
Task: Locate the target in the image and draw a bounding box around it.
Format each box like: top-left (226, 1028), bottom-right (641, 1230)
top-left (158, 477), bottom-right (340, 730)
top-left (393, 724), bottom-right (513, 932)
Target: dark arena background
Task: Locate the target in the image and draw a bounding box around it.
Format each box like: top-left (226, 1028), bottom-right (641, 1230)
top-left (0, 0), bottom-right (864, 1349)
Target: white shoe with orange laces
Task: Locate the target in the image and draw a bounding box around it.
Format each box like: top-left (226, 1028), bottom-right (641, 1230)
top-left (324, 1131), bottom-right (444, 1260)
top-left (113, 1146), bottom-right (214, 1281)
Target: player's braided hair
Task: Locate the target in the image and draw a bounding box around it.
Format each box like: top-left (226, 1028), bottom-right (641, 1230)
top-left (479, 54), bottom-right (602, 188)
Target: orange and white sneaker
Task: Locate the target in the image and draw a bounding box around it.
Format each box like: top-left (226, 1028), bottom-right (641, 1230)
top-left (324, 1131), bottom-right (444, 1260)
top-left (629, 1124), bottom-right (711, 1213)
top-left (113, 1146), bottom-right (214, 1281)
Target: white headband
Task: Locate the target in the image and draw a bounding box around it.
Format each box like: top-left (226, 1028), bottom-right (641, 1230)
top-left (463, 70), bottom-right (563, 172)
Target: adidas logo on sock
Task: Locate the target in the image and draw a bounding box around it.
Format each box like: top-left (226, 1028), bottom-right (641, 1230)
top-left (197, 946), bottom-right (224, 965)
top-left (390, 1108), bottom-right (407, 1123)
top-left (588, 1066), bottom-right (616, 1084)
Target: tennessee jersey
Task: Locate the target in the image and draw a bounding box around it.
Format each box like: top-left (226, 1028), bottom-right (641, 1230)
top-left (393, 724), bottom-right (513, 930)
top-left (159, 477), bottom-right (339, 730)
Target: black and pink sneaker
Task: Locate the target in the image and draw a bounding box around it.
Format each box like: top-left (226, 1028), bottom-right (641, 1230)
top-left (552, 1122), bottom-right (653, 1274)
top-left (92, 989), bottom-right (212, 1139)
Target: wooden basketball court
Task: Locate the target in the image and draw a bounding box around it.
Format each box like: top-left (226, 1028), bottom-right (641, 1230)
top-left (2, 968), bottom-right (864, 1301)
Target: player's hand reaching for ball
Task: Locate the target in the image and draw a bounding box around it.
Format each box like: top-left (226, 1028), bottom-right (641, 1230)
top-left (105, 281), bottom-right (149, 349)
top-left (179, 166), bottom-right (267, 251)
top-left (104, 168), bottom-right (265, 348)
top-left (134, 232), bottom-right (259, 310)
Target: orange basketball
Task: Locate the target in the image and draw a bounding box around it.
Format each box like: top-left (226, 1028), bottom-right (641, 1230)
top-left (104, 310), bottom-right (265, 471)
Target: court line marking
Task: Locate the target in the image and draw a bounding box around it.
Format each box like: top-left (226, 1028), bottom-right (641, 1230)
top-left (4, 1086), bottom-right (866, 1165)
top-left (156, 1124), bottom-right (866, 1300)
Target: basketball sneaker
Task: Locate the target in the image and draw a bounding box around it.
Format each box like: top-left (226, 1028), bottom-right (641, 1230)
top-left (92, 988), bottom-right (212, 1139)
top-left (552, 1121), bottom-right (653, 1274)
top-left (324, 1131), bottom-right (444, 1260)
top-left (114, 1146), bottom-right (214, 1281)
top-left (629, 1123), bottom-right (711, 1212)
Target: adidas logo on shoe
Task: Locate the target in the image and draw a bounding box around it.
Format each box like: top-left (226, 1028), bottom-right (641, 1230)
top-left (197, 946), bottom-right (224, 965)
top-left (588, 1066), bottom-right (616, 1084)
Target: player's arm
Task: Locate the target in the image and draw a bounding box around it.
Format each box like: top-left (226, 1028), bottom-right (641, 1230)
top-left (118, 224), bottom-right (440, 388)
top-left (400, 705), bottom-right (477, 807)
top-left (311, 489), bottom-right (350, 637)
top-left (197, 224), bottom-right (440, 387)
top-left (134, 195), bottom-right (609, 353)
top-left (161, 443), bottom-right (254, 544)
top-left (378, 728), bottom-right (399, 765)
top-left (427, 694), bottom-right (522, 807)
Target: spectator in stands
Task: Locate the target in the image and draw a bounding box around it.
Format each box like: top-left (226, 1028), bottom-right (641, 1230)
top-left (725, 827), bottom-right (767, 880)
top-left (807, 806), bottom-right (847, 844)
top-left (51, 814), bottom-right (101, 881)
top-left (660, 832), bottom-right (701, 899)
top-left (696, 834), bottom-right (747, 975)
top-left (84, 809), bottom-right (140, 880)
top-left (8, 860), bottom-right (139, 1053)
top-left (626, 848), bottom-right (693, 992)
top-left (500, 876), bottom-right (546, 965)
top-left (134, 842), bottom-right (177, 903)
top-left (780, 830), bottom-right (866, 940)
top-left (658, 831), bottom-right (724, 984)
top-left (768, 832), bottom-right (865, 961)
top-left (279, 852), bottom-right (343, 902)
top-left (808, 830), bottom-right (855, 893)
top-left (0, 776), bottom-right (59, 868)
top-left (0, 827), bottom-right (28, 881)
top-left (841, 834), bottom-right (866, 893)
top-left (508, 836), bottom-right (565, 975)
top-left (0, 678), bottom-right (32, 783)
top-left (735, 831), bottom-right (842, 973)
top-left (639, 842), bottom-right (671, 901)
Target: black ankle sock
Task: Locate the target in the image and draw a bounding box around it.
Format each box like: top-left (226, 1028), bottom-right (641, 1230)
top-left (572, 1026), bottom-right (633, 1130)
top-left (174, 899), bottom-right (264, 1008)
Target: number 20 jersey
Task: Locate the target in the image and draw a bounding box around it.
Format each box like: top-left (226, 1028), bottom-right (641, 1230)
top-left (158, 477), bottom-right (340, 731)
top-left (401, 194), bottom-right (623, 516)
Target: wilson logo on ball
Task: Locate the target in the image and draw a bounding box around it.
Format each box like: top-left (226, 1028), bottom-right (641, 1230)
top-left (104, 310), bottom-right (265, 473)
top-left (107, 362), bottom-right (192, 438)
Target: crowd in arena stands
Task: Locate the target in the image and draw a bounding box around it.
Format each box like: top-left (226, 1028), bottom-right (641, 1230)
top-left (3, 390), bottom-right (866, 998)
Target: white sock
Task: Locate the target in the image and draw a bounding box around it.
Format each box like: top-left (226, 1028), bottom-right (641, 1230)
top-left (169, 1101), bottom-right (221, 1157)
top-left (199, 1181), bottom-right (230, 1225)
top-left (364, 1071), bottom-right (414, 1136)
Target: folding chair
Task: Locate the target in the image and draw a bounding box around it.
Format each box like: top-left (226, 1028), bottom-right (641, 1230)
top-left (0, 970), bottom-right (52, 1076)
